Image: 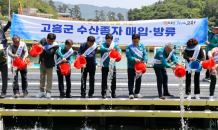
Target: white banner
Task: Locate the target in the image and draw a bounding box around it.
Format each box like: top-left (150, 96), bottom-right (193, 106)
top-left (10, 14), bottom-right (208, 45)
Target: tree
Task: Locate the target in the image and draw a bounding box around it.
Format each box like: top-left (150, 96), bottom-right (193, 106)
top-left (167, 9), bottom-right (174, 18)
top-left (62, 4), bottom-right (68, 13)
top-left (48, 0), bottom-right (56, 12)
top-left (127, 9), bottom-right (134, 21)
top-left (99, 10), bottom-right (106, 21)
top-left (117, 13), bottom-right (124, 21)
top-left (107, 11), bottom-right (116, 21)
top-left (187, 0), bottom-right (193, 8)
top-left (69, 5), bottom-right (82, 19)
top-left (69, 8), bottom-right (74, 17)
top-left (73, 5), bottom-right (82, 18)
top-left (0, 0), bottom-right (58, 19)
top-left (58, 5), bottom-right (63, 13)
top-left (94, 10), bottom-right (100, 20)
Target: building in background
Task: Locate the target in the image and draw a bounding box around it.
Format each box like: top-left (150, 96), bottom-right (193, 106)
top-left (58, 13), bottom-right (79, 21)
top-left (18, 8), bottom-right (53, 19)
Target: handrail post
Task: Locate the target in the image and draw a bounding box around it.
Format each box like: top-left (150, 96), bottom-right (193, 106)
top-left (205, 105), bottom-right (210, 128)
top-left (150, 104), bottom-right (155, 127)
top-left (100, 104), bottom-right (106, 126)
top-left (47, 104), bottom-right (53, 128)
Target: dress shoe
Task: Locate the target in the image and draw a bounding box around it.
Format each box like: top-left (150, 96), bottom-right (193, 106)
top-left (102, 95), bottom-right (107, 99)
top-left (159, 96), bottom-right (165, 99)
top-left (14, 94), bottom-right (20, 98)
top-left (60, 93), bottom-right (65, 98)
top-left (23, 92), bottom-right (28, 98)
top-left (111, 94), bottom-right (117, 98)
top-left (163, 93), bottom-right (174, 97)
top-left (89, 95), bottom-right (93, 98)
top-left (81, 95), bottom-right (86, 98)
top-left (66, 94), bottom-right (72, 98)
top-left (0, 93), bottom-right (5, 98)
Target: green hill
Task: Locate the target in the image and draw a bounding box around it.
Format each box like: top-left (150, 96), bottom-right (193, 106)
top-left (0, 0), bottom-right (58, 20)
top-left (44, 0), bottom-right (128, 21)
top-left (127, 0), bottom-right (218, 28)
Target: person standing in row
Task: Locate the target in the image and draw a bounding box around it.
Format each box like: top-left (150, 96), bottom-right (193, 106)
top-left (0, 18), bottom-right (11, 57)
top-left (36, 33), bottom-right (59, 99)
top-left (100, 34), bottom-right (122, 99)
top-left (8, 35), bottom-right (29, 98)
top-left (203, 26), bottom-right (218, 82)
top-left (152, 42), bottom-right (178, 99)
top-left (208, 46), bottom-right (218, 99)
top-left (0, 44), bottom-right (8, 98)
top-left (183, 38), bottom-right (205, 100)
top-left (77, 36), bottom-right (97, 98)
top-left (126, 34), bottom-right (147, 99)
top-left (56, 39), bottom-right (74, 98)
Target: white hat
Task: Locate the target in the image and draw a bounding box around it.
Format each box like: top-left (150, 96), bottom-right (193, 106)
top-left (212, 26), bottom-right (218, 29)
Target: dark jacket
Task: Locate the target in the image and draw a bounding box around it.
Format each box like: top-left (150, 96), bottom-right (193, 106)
top-left (38, 38), bottom-right (59, 68)
top-left (0, 21), bottom-right (11, 49)
top-left (0, 49), bottom-right (7, 66)
top-left (183, 47), bottom-right (205, 63)
top-left (77, 42), bottom-right (97, 66)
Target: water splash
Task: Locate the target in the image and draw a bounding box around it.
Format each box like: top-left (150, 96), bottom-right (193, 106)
top-left (108, 58), bottom-right (115, 94)
top-left (108, 58), bottom-right (115, 109)
top-left (183, 69), bottom-right (197, 129)
top-left (12, 67), bottom-right (17, 99)
top-left (135, 72), bottom-right (141, 80)
top-left (81, 66), bottom-right (89, 128)
top-left (178, 77), bottom-right (185, 130)
top-left (81, 66), bottom-right (85, 97)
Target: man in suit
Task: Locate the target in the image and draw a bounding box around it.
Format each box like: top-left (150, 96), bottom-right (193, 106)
top-left (56, 39), bottom-right (74, 98)
top-left (36, 33), bottom-right (59, 99)
top-left (100, 34), bottom-right (122, 99)
top-left (152, 42), bottom-right (178, 99)
top-left (77, 36), bottom-right (97, 98)
top-left (126, 34), bottom-right (147, 99)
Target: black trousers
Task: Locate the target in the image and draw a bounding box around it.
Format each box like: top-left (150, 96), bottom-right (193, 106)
top-left (56, 67), bottom-right (71, 95)
top-left (127, 68), bottom-right (142, 95)
top-left (101, 66), bottom-right (116, 96)
top-left (153, 66), bottom-right (169, 97)
top-left (81, 65), bottom-right (96, 96)
top-left (210, 75), bottom-right (216, 96)
top-left (12, 67), bottom-right (28, 95)
top-left (205, 55), bottom-right (211, 79)
top-left (0, 63), bottom-right (8, 94)
top-left (185, 71), bottom-right (200, 95)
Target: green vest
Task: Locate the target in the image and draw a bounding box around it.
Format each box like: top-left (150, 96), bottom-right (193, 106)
top-left (0, 49), bottom-right (7, 63)
top-left (205, 29), bottom-right (218, 54)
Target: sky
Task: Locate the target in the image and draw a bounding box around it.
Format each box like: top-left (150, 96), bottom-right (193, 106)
top-left (53, 0), bottom-right (161, 9)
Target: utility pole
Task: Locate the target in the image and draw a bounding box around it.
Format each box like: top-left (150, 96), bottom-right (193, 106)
top-left (9, 0), bottom-right (10, 18)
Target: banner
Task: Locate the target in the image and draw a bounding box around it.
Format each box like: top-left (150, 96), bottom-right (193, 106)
top-left (10, 14), bottom-right (208, 45)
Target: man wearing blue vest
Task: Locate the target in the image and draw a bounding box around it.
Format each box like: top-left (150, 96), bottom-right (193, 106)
top-left (77, 36), bottom-right (97, 98)
top-left (152, 42), bottom-right (178, 99)
top-left (56, 39), bottom-right (74, 98)
top-left (100, 34), bottom-right (122, 99)
top-left (126, 34), bottom-right (147, 99)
